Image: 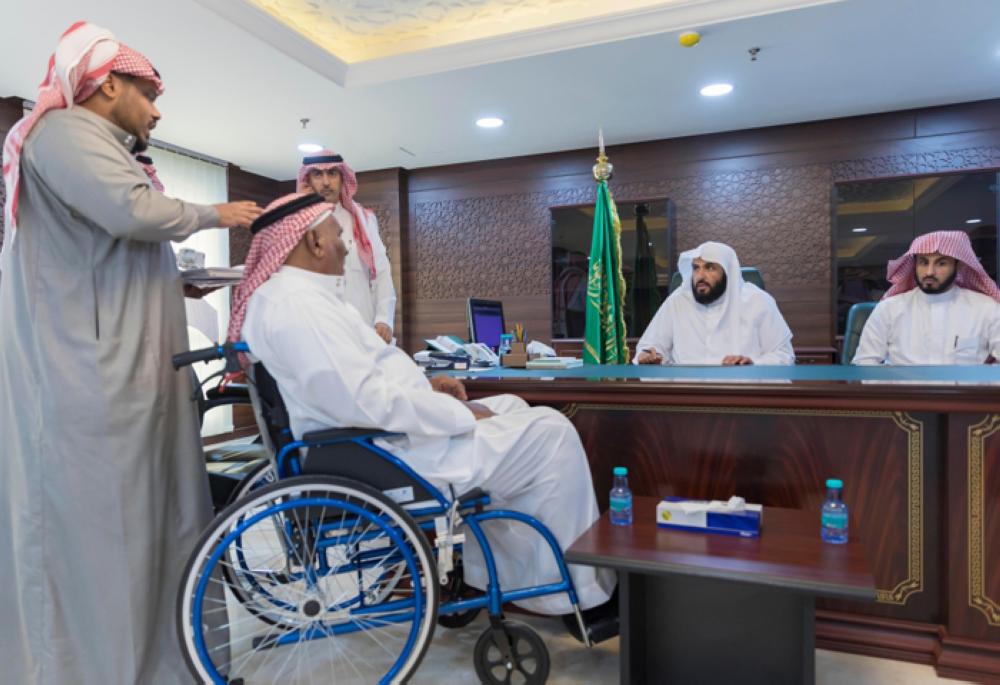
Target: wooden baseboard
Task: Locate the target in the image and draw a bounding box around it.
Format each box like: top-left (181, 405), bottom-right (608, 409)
top-left (816, 610), bottom-right (942, 665)
top-left (817, 610), bottom-right (1000, 683)
top-left (936, 635), bottom-right (1000, 683)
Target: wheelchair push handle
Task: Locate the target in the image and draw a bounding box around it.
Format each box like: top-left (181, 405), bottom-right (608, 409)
top-left (171, 341), bottom-right (249, 371)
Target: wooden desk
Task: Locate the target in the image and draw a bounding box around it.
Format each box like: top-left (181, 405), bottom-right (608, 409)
top-left (568, 499), bottom-right (875, 684)
top-left (457, 367), bottom-right (1000, 682)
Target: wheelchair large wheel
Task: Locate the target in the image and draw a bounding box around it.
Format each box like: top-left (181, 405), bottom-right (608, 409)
top-left (178, 476), bottom-right (439, 684)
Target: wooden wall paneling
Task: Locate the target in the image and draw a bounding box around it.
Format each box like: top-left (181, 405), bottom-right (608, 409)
top-left (354, 168), bottom-right (407, 341)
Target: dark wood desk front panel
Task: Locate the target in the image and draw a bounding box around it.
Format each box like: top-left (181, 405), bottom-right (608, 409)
top-left (463, 377), bottom-right (1000, 682)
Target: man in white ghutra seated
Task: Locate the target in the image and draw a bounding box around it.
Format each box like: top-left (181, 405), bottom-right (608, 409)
top-left (227, 192), bottom-right (617, 628)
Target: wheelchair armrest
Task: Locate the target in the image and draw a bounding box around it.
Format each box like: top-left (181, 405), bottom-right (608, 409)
top-left (207, 383), bottom-right (250, 401)
top-left (302, 427), bottom-right (402, 444)
top-left (456, 487), bottom-right (489, 506)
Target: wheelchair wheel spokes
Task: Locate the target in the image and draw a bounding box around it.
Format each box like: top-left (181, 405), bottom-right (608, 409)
top-left (178, 476), bottom-right (439, 685)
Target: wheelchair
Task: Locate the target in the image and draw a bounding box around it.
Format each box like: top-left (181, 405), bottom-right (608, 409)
top-left (172, 341), bottom-right (594, 684)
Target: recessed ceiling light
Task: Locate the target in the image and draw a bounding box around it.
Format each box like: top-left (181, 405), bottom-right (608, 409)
top-left (476, 117), bottom-right (504, 129)
top-left (967, 218), bottom-right (983, 224)
top-left (699, 83), bottom-right (733, 97)
top-left (852, 227), bottom-right (868, 233)
top-left (298, 143), bottom-right (323, 153)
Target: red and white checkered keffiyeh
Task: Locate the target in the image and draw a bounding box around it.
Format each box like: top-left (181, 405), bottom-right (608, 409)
top-left (297, 149), bottom-right (376, 280)
top-left (227, 193), bottom-right (334, 350)
top-left (2, 21), bottom-right (163, 258)
top-left (884, 230), bottom-right (1000, 303)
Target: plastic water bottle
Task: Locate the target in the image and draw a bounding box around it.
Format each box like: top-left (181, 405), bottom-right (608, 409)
top-left (498, 333), bottom-right (513, 357)
top-left (821, 478), bottom-right (849, 544)
top-left (609, 466), bottom-right (633, 526)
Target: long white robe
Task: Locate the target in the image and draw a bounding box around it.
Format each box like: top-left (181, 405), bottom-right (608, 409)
top-left (635, 242), bottom-right (794, 365)
top-left (333, 202), bottom-right (397, 330)
top-left (853, 286), bottom-right (1000, 365)
top-left (0, 107), bottom-right (218, 683)
top-left (242, 266), bottom-right (615, 613)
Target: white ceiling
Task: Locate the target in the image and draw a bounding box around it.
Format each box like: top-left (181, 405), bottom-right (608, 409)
top-left (2, 0), bottom-right (1000, 181)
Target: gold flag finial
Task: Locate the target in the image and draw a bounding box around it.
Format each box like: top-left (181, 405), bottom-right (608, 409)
top-left (593, 127), bottom-right (613, 181)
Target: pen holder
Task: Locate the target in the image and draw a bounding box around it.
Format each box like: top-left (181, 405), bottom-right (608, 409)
top-left (502, 342), bottom-right (528, 368)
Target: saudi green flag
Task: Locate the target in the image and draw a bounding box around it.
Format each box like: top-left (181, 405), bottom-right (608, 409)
top-left (583, 180), bottom-right (630, 364)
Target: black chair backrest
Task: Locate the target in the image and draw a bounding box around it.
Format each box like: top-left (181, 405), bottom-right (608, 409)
top-left (249, 363), bottom-right (295, 456)
top-left (248, 362), bottom-right (438, 506)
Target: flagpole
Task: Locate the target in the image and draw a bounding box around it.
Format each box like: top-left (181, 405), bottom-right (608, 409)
top-left (593, 128), bottom-right (613, 182)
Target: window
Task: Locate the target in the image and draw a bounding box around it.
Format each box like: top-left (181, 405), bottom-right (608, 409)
top-left (149, 144), bottom-right (231, 436)
top-left (834, 172), bottom-right (999, 335)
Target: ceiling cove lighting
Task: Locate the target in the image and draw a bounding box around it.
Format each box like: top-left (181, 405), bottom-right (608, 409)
top-left (699, 83), bottom-right (733, 97)
top-left (967, 218), bottom-right (983, 224)
top-left (297, 143), bottom-right (323, 153)
top-left (476, 117), bottom-right (504, 129)
top-left (852, 227), bottom-right (869, 233)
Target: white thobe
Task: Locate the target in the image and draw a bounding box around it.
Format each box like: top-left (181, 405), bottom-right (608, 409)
top-left (333, 202), bottom-right (396, 330)
top-left (242, 266), bottom-right (614, 613)
top-left (635, 286), bottom-right (795, 365)
top-left (853, 286), bottom-right (1000, 365)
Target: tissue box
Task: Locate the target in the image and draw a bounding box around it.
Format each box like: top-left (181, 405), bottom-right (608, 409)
top-left (656, 497), bottom-right (763, 538)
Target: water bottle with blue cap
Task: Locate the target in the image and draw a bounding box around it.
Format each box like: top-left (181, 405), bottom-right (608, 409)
top-left (609, 466), bottom-right (633, 526)
top-left (821, 478), bottom-right (849, 544)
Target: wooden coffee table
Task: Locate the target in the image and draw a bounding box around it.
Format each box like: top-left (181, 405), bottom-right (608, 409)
top-left (566, 497), bottom-right (876, 685)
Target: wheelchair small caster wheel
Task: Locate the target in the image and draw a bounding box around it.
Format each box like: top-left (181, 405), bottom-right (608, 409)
top-left (473, 619), bottom-right (550, 684)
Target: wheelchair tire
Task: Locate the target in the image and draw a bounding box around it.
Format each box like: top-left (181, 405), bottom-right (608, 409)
top-left (225, 459), bottom-right (276, 506)
top-left (474, 620), bottom-right (550, 685)
top-left (177, 475), bottom-right (439, 685)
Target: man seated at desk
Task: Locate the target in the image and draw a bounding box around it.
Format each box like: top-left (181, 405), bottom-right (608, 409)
top-left (634, 241), bottom-right (795, 366)
top-left (227, 192), bottom-right (616, 623)
top-left (853, 230), bottom-right (1000, 365)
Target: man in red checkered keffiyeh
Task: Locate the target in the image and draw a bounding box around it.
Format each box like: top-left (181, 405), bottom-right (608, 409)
top-left (853, 230), bottom-right (1000, 365)
top-left (298, 149), bottom-right (398, 343)
top-left (228, 192), bottom-right (336, 350)
top-left (234, 208), bottom-right (618, 628)
top-left (2, 21), bottom-right (165, 260)
top-left (0, 22), bottom-right (262, 684)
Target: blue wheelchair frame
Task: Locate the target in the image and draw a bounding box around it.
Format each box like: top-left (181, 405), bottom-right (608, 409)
top-left (178, 340), bottom-right (586, 682)
top-left (275, 425), bottom-right (583, 620)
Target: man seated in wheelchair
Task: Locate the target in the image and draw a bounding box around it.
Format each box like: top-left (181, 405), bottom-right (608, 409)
top-left (228, 192), bottom-right (616, 622)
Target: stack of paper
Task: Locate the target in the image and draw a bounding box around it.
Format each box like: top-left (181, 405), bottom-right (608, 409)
top-left (181, 266), bottom-right (244, 288)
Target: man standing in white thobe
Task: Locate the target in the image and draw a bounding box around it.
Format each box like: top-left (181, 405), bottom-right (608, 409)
top-left (226, 192), bottom-right (616, 620)
top-left (853, 230), bottom-right (1000, 365)
top-left (0, 23), bottom-right (260, 684)
top-left (298, 149), bottom-right (397, 342)
top-left (634, 241), bottom-right (795, 365)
